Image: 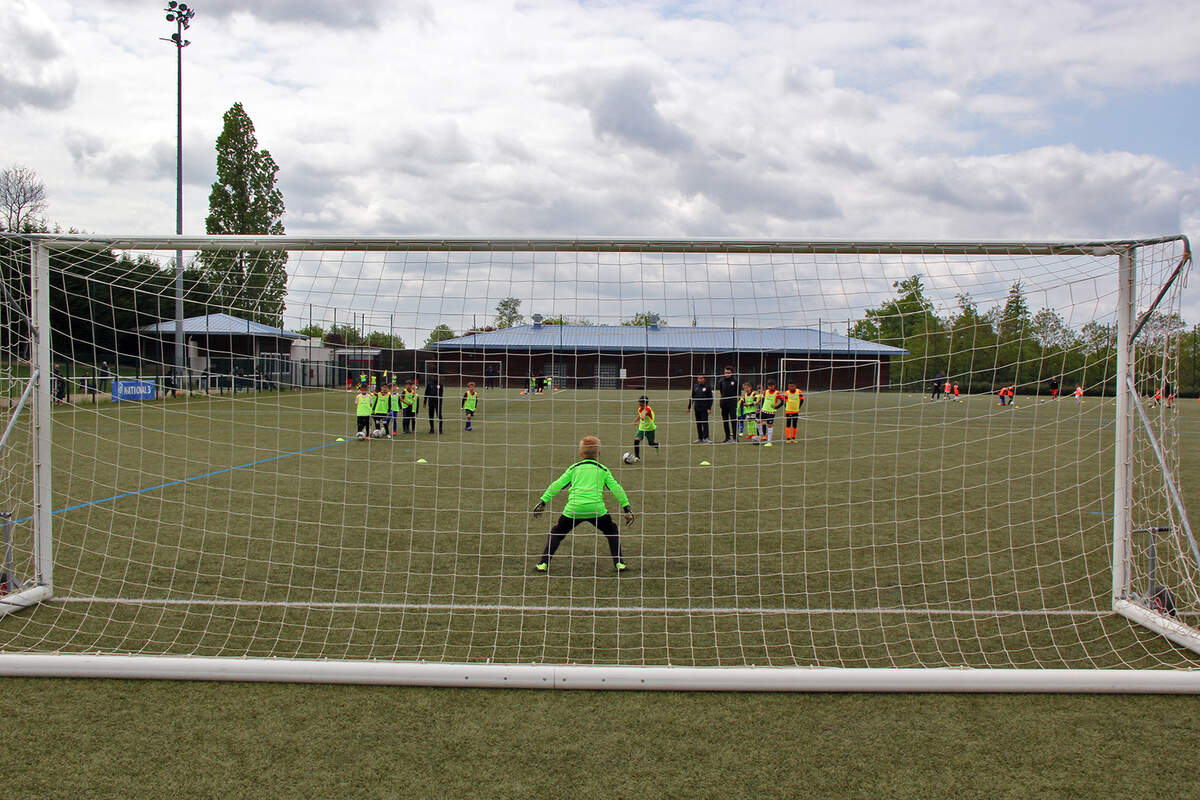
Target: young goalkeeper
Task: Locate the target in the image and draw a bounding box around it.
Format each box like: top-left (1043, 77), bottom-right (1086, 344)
top-left (532, 435), bottom-right (635, 573)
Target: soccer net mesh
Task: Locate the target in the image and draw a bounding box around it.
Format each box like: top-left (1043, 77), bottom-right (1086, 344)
top-left (0, 234), bottom-right (1195, 674)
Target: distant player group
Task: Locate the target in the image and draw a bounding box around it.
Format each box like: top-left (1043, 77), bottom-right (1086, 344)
top-left (930, 375), bottom-right (1086, 406)
top-left (352, 371), bottom-right (478, 440)
top-left (685, 368), bottom-right (805, 449)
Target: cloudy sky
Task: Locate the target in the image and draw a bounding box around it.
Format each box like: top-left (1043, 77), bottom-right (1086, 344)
top-left (2, 0), bottom-right (1198, 333)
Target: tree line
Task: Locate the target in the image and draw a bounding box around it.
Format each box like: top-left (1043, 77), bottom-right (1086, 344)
top-left (850, 276), bottom-right (1196, 397)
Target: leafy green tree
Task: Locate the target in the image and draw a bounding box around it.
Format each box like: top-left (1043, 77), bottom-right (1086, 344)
top-left (1179, 324), bottom-right (1199, 397)
top-left (993, 282), bottom-right (1036, 387)
top-left (366, 331), bottom-right (405, 349)
top-left (1030, 308), bottom-right (1076, 391)
top-left (495, 297), bottom-right (523, 328)
top-left (538, 315), bottom-right (593, 325)
top-left (1135, 311), bottom-right (1187, 396)
top-left (851, 276), bottom-right (945, 387)
top-left (1078, 320), bottom-right (1116, 394)
top-left (324, 324), bottom-right (365, 346)
top-left (943, 293), bottom-right (997, 392)
top-left (296, 324), bottom-right (324, 338)
top-left (621, 312), bottom-right (664, 326)
top-left (199, 102), bottom-right (288, 326)
top-left (424, 323), bottom-right (456, 347)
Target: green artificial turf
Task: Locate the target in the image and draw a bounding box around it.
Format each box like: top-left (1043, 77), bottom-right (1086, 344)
top-left (1, 386), bottom-right (1193, 668)
top-left (1, 387), bottom-right (1199, 797)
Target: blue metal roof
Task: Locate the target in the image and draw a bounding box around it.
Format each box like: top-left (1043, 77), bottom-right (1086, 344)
top-left (139, 313), bottom-right (305, 339)
top-left (432, 325), bottom-right (906, 355)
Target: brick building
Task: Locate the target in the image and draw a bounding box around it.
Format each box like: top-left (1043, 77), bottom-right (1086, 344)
top-left (429, 323), bottom-right (906, 390)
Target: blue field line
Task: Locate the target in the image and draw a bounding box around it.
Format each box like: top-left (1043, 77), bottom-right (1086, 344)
top-left (12, 439), bottom-right (347, 525)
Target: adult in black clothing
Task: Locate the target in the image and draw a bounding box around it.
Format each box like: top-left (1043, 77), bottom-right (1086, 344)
top-left (425, 377), bottom-right (445, 433)
top-left (687, 375), bottom-right (714, 443)
top-left (714, 365), bottom-right (739, 442)
top-left (931, 375), bottom-right (943, 400)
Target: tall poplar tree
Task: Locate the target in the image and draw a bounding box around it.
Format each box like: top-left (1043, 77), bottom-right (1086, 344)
top-left (200, 102), bottom-right (288, 326)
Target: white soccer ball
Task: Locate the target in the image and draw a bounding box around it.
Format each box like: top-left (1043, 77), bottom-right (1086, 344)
top-left (356, 431), bottom-right (366, 440)
top-left (371, 428), bottom-right (385, 439)
top-left (622, 452), bottom-right (638, 464)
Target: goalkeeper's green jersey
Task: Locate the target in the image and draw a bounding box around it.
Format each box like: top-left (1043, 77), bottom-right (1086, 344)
top-left (540, 459), bottom-right (630, 519)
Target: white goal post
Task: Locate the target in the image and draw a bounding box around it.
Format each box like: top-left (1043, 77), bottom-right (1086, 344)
top-left (779, 356), bottom-right (882, 391)
top-left (0, 233), bottom-right (1197, 692)
top-left (422, 357), bottom-right (504, 389)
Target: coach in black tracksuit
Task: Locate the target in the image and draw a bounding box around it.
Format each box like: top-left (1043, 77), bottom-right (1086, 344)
top-left (715, 366), bottom-right (739, 443)
top-left (425, 378), bottom-right (445, 433)
top-left (688, 375), bottom-right (714, 443)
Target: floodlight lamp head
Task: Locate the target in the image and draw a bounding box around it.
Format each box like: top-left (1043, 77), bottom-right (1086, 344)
top-left (179, 2), bottom-right (189, 9)
top-left (166, 13), bottom-right (175, 21)
top-left (168, 1), bottom-right (177, 8)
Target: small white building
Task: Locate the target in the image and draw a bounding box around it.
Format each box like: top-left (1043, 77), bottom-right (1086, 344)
top-left (290, 337), bottom-right (339, 387)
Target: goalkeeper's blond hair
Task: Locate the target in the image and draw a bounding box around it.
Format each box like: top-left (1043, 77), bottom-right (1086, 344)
top-left (579, 436), bottom-right (601, 459)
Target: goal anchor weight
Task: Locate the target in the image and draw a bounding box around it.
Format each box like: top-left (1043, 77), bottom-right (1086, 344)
top-left (0, 505), bottom-right (51, 619)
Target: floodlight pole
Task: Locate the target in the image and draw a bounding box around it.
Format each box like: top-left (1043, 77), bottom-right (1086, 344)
top-left (162, 2), bottom-right (196, 390)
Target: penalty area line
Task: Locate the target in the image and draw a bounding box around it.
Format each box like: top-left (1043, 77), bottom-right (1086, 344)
top-left (53, 597), bottom-right (1107, 617)
top-left (12, 439), bottom-right (348, 525)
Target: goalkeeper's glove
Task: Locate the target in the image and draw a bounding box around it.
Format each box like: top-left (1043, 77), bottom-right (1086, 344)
top-left (622, 506), bottom-right (635, 527)
top-left (532, 500), bottom-right (546, 516)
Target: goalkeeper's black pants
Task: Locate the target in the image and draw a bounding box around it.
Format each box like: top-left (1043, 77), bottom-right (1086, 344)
top-left (541, 514), bottom-right (622, 564)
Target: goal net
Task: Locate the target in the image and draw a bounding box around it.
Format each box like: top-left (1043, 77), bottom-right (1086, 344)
top-left (0, 234), bottom-right (1196, 691)
top-left (423, 358), bottom-right (504, 389)
top-left (779, 356), bottom-right (882, 391)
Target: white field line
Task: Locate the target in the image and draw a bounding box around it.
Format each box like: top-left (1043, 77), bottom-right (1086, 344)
top-left (55, 597), bottom-right (1105, 617)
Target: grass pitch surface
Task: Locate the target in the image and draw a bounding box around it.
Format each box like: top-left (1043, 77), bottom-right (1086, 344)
top-left (0, 387), bottom-right (1195, 669)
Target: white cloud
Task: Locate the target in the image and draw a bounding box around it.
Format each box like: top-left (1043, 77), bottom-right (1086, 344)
top-left (553, 65), bottom-right (694, 154)
top-left (0, 0), bottom-right (78, 111)
top-left (0, 0), bottom-right (1196, 331)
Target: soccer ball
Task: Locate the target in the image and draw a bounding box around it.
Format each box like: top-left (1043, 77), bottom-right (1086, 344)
top-left (355, 431), bottom-right (366, 440)
top-left (622, 452), bottom-right (639, 464)
top-left (371, 427), bottom-right (385, 439)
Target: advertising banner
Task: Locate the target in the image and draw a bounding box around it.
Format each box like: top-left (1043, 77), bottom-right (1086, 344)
top-left (111, 380), bottom-right (156, 402)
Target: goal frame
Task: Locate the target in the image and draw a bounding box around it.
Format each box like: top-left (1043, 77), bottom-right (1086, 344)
top-left (779, 356), bottom-right (882, 392)
top-left (2, 234), bottom-right (1197, 692)
top-left (422, 357), bottom-right (505, 389)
